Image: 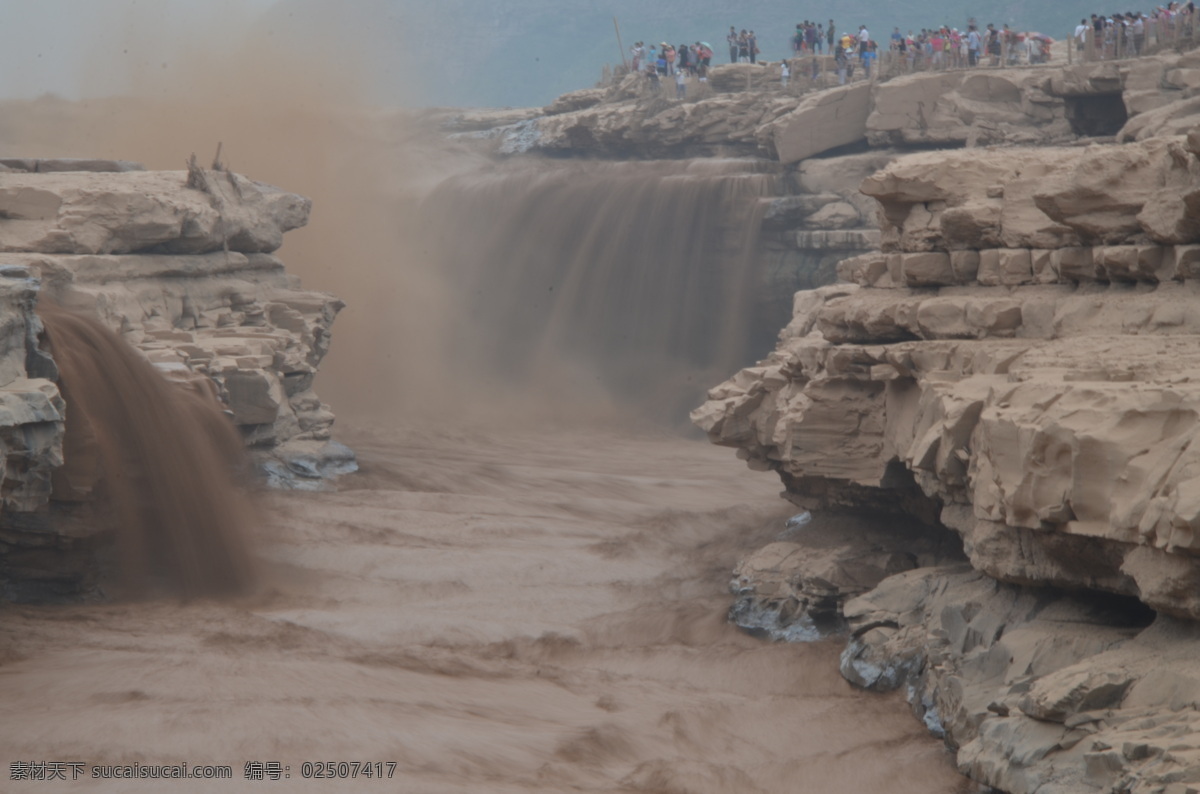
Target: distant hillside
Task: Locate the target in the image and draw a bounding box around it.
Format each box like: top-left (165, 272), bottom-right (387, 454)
top-left (262, 0), bottom-right (1100, 108)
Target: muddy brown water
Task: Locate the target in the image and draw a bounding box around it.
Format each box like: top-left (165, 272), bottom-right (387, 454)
top-left (39, 304), bottom-right (257, 599)
top-left (0, 422), bottom-right (971, 793)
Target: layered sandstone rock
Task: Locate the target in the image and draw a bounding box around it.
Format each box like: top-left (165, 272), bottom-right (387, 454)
top-left (753, 151), bottom-right (894, 325)
top-left (3, 165), bottom-right (342, 464)
top-left (694, 127), bottom-right (1200, 791)
top-left (696, 135), bottom-right (1200, 618)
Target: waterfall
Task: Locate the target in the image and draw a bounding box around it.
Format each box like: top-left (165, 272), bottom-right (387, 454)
top-left (417, 158), bottom-right (779, 422)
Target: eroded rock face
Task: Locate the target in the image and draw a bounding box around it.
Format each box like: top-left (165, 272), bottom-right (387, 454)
top-left (0, 163), bottom-right (347, 599)
top-left (699, 124), bottom-right (1200, 792)
top-left (867, 69), bottom-right (1073, 150)
top-left (754, 151), bottom-right (895, 330)
top-left (696, 134), bottom-right (1200, 622)
top-left (837, 565), bottom-right (1200, 794)
top-left (3, 167), bottom-right (343, 463)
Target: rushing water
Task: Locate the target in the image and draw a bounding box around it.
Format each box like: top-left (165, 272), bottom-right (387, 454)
top-left (0, 423), bottom-right (971, 793)
top-left (39, 304), bottom-right (256, 599)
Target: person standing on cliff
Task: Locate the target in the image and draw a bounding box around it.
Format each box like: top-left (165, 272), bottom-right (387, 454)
top-left (862, 38), bottom-right (877, 78)
top-left (1132, 12), bottom-right (1146, 53)
top-left (645, 57), bottom-right (660, 90)
top-left (828, 20), bottom-right (836, 52)
top-left (748, 30), bottom-right (759, 63)
top-left (727, 26), bottom-right (738, 63)
top-left (834, 41), bottom-right (848, 84)
top-left (967, 25), bottom-right (981, 66)
top-left (985, 23), bottom-right (1001, 66)
top-left (1075, 18), bottom-right (1089, 51)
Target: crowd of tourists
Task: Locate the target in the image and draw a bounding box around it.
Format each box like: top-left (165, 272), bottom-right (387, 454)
top-left (629, 42), bottom-right (711, 75)
top-left (629, 41), bottom-right (718, 98)
top-left (881, 24), bottom-right (1054, 70)
top-left (1074, 4), bottom-right (1196, 59)
top-left (627, 4), bottom-right (1198, 98)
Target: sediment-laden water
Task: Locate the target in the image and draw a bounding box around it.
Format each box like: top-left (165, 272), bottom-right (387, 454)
top-left (0, 423), bottom-right (969, 793)
top-left (417, 158), bottom-right (778, 423)
top-left (39, 304), bottom-right (257, 599)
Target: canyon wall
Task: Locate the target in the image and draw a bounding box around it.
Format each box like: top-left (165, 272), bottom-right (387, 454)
top-left (446, 48), bottom-right (1200, 794)
top-left (643, 55), bottom-right (1200, 794)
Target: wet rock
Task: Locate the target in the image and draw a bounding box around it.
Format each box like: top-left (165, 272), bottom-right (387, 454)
top-left (261, 438), bottom-right (358, 491)
top-left (729, 511), bottom-right (962, 643)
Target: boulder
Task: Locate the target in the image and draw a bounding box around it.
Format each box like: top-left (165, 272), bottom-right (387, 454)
top-left (765, 83), bottom-right (871, 164)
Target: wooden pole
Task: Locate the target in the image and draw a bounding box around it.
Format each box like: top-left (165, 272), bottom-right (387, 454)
top-left (614, 17), bottom-right (629, 71)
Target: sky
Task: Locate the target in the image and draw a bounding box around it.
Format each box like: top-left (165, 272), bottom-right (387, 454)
top-left (0, 0), bottom-right (1114, 108)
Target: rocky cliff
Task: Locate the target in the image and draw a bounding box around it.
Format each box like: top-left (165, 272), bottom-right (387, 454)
top-left (0, 158), bottom-right (348, 600)
top-left (668, 54), bottom-right (1200, 794)
top-left (432, 41), bottom-right (1200, 794)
